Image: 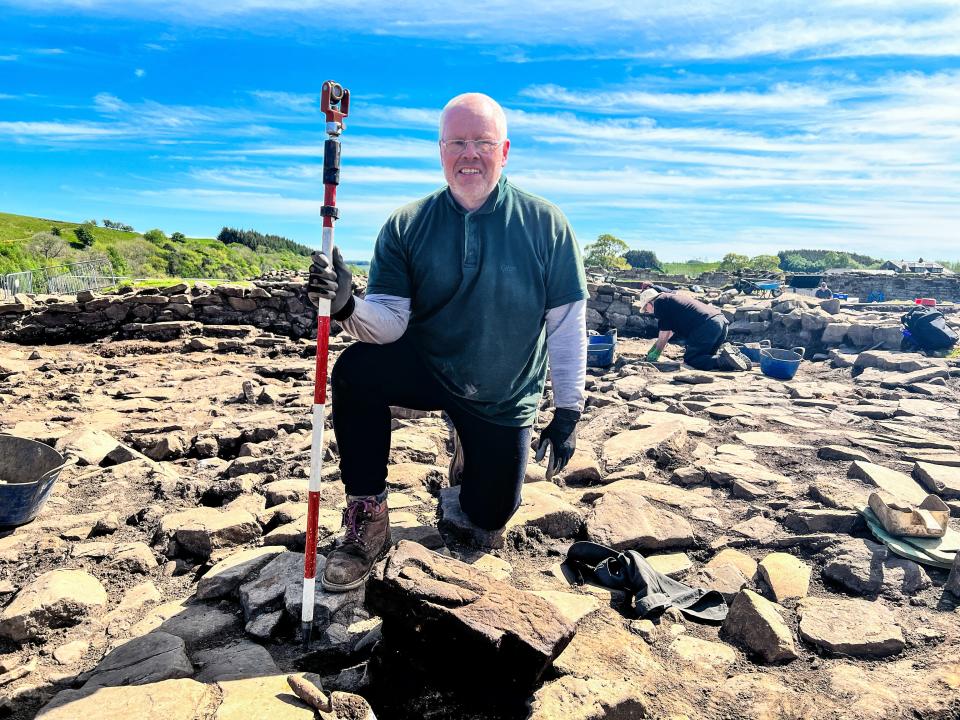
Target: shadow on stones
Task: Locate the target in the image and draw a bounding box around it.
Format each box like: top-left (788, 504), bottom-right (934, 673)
top-left (358, 639), bottom-right (530, 720)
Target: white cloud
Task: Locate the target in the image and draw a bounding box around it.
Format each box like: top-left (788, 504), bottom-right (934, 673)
top-left (6, 1), bottom-right (960, 60)
top-left (248, 90), bottom-right (315, 113)
top-left (520, 83), bottom-right (831, 113)
top-left (32, 47), bottom-right (66, 55)
top-left (134, 68), bottom-right (145, 78)
top-left (216, 136), bottom-right (438, 159)
top-left (0, 54), bottom-right (18, 61)
top-left (0, 120), bottom-right (127, 139)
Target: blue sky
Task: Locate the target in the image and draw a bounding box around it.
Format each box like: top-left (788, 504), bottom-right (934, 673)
top-left (1, 1), bottom-right (958, 262)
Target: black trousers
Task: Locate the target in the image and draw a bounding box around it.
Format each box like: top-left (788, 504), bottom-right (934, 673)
top-left (682, 315), bottom-right (728, 370)
top-left (331, 335), bottom-right (531, 531)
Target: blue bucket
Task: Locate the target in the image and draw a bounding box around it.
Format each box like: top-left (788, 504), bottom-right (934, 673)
top-left (0, 435), bottom-right (71, 527)
top-left (735, 339), bottom-right (771, 363)
top-left (759, 347), bottom-right (805, 381)
top-left (587, 331), bottom-right (617, 368)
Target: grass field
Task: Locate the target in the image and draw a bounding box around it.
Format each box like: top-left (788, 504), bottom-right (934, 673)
top-left (0, 210), bottom-right (310, 280)
top-left (0, 211), bottom-right (139, 245)
top-left (659, 261), bottom-right (722, 276)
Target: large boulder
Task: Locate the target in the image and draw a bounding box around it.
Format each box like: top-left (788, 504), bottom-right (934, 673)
top-left (0, 569), bottom-right (107, 642)
top-left (54, 428), bottom-right (122, 466)
top-left (367, 540), bottom-right (576, 689)
top-left (821, 539), bottom-right (930, 597)
top-left (161, 507), bottom-right (261, 558)
top-left (758, 552), bottom-right (810, 603)
top-left (721, 589), bottom-right (797, 664)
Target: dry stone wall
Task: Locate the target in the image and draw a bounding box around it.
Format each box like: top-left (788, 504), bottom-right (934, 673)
top-left (0, 274), bottom-right (333, 345)
top-left (820, 273), bottom-right (960, 303)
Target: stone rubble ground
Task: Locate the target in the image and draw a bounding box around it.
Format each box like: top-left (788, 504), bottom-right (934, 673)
top-left (0, 287), bottom-right (958, 719)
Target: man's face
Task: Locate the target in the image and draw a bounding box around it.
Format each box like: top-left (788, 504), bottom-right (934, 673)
top-left (440, 102), bottom-right (509, 211)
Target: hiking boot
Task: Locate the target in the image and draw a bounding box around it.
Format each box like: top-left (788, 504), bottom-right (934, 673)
top-left (448, 426), bottom-right (464, 487)
top-left (321, 497), bottom-right (390, 592)
top-left (717, 343), bottom-right (752, 371)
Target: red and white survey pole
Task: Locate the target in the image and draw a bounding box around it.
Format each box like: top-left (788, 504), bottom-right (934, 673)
top-left (301, 80), bottom-right (350, 650)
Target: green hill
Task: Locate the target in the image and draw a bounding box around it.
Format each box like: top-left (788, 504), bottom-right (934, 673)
top-left (0, 211), bottom-right (311, 280)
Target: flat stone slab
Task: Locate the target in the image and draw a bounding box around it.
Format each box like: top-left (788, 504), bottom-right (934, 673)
top-left (730, 515), bottom-right (780, 543)
top-left (215, 674), bottom-right (315, 720)
top-left (646, 552), bottom-right (692, 578)
top-left (0, 569), bottom-right (108, 642)
top-left (698, 562), bottom-right (749, 602)
top-left (903, 451), bottom-right (960, 467)
top-left (386, 462), bottom-right (445, 490)
top-left (506, 482), bottom-right (584, 538)
top-left (705, 548), bottom-right (758, 579)
top-left (82, 632), bottom-right (193, 689)
top-left (129, 599), bottom-right (240, 650)
top-left (734, 432), bottom-right (811, 449)
top-left (54, 428), bottom-right (122, 466)
top-left (782, 508), bottom-right (861, 534)
top-left (848, 461), bottom-right (928, 505)
top-left (197, 545), bottom-right (288, 599)
top-left (722, 589), bottom-right (797, 663)
top-left (821, 539), bottom-right (930, 597)
top-left (699, 459), bottom-right (793, 489)
top-left (193, 640), bottom-right (279, 682)
top-left (669, 635), bottom-right (737, 671)
top-left (913, 462), bottom-right (960, 499)
top-left (798, 597), bottom-right (905, 658)
top-left (528, 675), bottom-right (648, 720)
top-left (367, 540), bottom-right (576, 689)
top-left (581, 478), bottom-right (715, 511)
top-left (630, 411), bottom-right (710, 436)
top-left (560, 442), bottom-right (604, 484)
top-left (602, 423), bottom-right (688, 469)
top-left (880, 366), bottom-right (950, 388)
top-left (896, 398), bottom-right (959, 420)
top-left (173, 508), bottom-right (262, 558)
top-left (758, 552), bottom-right (810, 602)
top-left (818, 445), bottom-right (871, 462)
top-left (530, 590), bottom-right (600, 626)
top-left (37, 679), bottom-right (213, 720)
top-left (585, 483), bottom-right (694, 551)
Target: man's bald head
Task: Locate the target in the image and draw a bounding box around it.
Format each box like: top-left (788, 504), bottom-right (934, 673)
top-left (439, 93), bottom-right (508, 141)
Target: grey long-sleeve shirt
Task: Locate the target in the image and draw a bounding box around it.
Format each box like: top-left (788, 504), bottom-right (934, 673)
top-left (341, 294), bottom-right (586, 412)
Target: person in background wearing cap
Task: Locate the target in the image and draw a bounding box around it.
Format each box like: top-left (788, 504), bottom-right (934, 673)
top-left (637, 287), bottom-right (751, 371)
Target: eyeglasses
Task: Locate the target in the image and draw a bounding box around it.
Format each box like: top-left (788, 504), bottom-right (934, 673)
top-left (440, 139), bottom-right (505, 155)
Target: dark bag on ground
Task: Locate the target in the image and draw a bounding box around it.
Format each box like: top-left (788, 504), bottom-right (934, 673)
top-left (900, 307), bottom-right (958, 352)
top-left (566, 541), bottom-right (728, 623)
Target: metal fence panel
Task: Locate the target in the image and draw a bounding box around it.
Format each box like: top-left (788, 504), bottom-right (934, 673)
top-left (0, 257), bottom-right (120, 300)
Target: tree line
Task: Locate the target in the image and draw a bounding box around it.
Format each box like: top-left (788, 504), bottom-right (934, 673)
top-left (583, 233), bottom-right (887, 274)
top-left (216, 227), bottom-right (313, 257)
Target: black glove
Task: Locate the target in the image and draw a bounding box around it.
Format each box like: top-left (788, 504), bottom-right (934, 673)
top-left (534, 407), bottom-right (580, 478)
top-left (307, 246), bottom-right (354, 320)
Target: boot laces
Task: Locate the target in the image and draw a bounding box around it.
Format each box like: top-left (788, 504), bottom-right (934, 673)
top-left (342, 498), bottom-right (380, 546)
